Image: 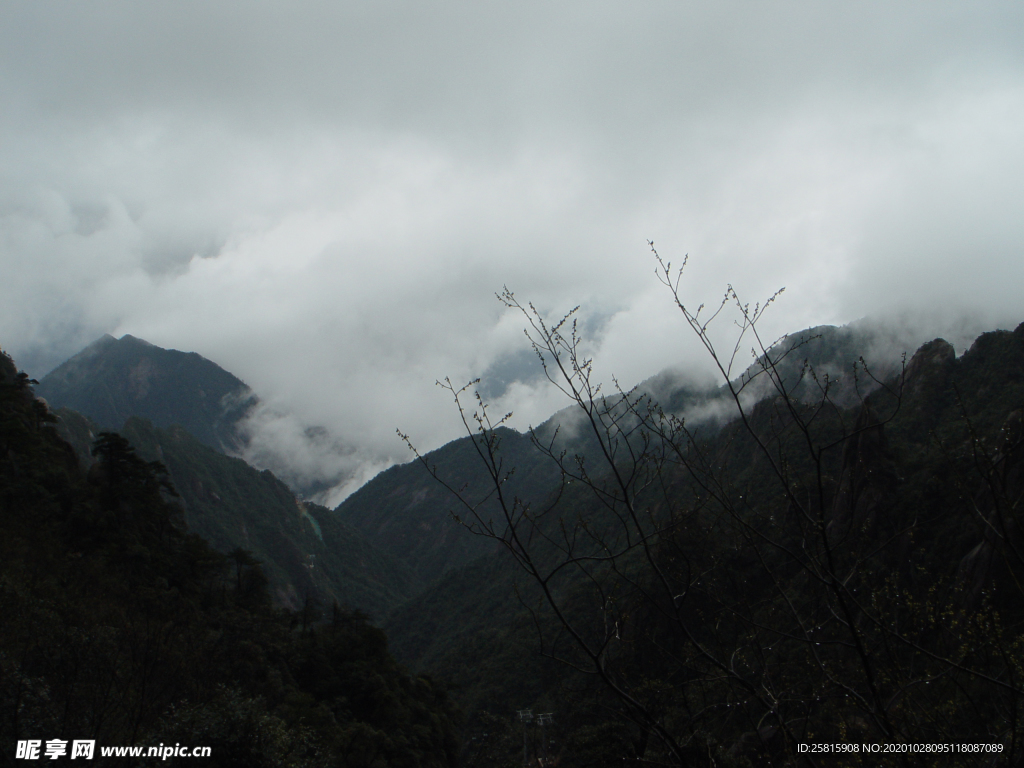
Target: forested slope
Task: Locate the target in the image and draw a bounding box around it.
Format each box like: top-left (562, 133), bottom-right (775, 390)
top-left (48, 408), bottom-right (415, 620)
top-left (383, 324), bottom-right (1024, 767)
top-left (334, 427), bottom-right (561, 588)
top-left (0, 348), bottom-right (460, 767)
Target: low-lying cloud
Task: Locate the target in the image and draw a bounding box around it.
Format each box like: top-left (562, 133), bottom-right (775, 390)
top-left (1, 2), bottom-right (1022, 498)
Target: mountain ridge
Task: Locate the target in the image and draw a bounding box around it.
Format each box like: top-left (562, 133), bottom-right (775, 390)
top-left (376, 322), bottom-right (1024, 762)
top-left (48, 406), bottom-right (416, 619)
top-left (36, 333), bottom-right (256, 455)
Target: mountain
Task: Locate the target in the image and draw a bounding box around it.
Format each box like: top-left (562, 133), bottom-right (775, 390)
top-left (334, 427), bottom-right (563, 588)
top-left (332, 320), bottom-right (910, 593)
top-left (32, 320), bottom-right (959, 614)
top-left (23, 318), bottom-right (1024, 763)
top-left (0, 346), bottom-right (461, 766)
top-left (34, 334), bottom-right (420, 618)
top-left (35, 334), bottom-right (255, 454)
top-left (377, 322), bottom-right (1024, 763)
top-left (36, 334), bottom-right (359, 503)
top-left (120, 416), bottom-right (419, 618)
top-left (51, 408), bottom-right (415, 619)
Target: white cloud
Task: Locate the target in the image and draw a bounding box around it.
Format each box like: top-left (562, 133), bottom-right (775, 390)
top-left (1, 1), bottom-right (1022, 496)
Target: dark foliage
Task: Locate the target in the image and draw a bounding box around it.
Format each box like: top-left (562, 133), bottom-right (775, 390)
top-left (51, 410), bottom-right (416, 620)
top-left (0, 348), bottom-right (460, 767)
top-left (336, 428), bottom-right (561, 588)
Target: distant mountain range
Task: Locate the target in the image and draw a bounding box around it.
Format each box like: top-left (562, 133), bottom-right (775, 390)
top-left (14, 319), bottom-right (1024, 763)
top-left (25, 324), bottom-right (960, 613)
top-left (331, 320), bottom-right (918, 591)
top-left (378, 321), bottom-right (1024, 761)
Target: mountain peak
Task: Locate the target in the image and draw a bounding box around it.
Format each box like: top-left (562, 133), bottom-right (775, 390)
top-left (117, 333), bottom-right (155, 347)
top-left (36, 336), bottom-right (256, 454)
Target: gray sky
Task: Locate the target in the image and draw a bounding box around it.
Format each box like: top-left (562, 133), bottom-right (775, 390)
top-left (2, 2), bottom-right (1023, 502)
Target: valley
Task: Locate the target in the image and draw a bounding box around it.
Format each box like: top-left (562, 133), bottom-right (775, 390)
top-left (5, 315), bottom-right (1024, 766)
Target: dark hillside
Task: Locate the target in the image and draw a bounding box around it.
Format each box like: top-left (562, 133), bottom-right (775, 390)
top-left (383, 323), bottom-right (1024, 766)
top-left (335, 427), bottom-right (562, 587)
top-left (36, 334), bottom-right (255, 454)
top-left (0, 347), bottom-right (461, 767)
top-left (51, 409), bottom-right (415, 619)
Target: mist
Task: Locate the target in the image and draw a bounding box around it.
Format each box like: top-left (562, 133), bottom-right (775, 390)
top-left (1, 2), bottom-right (1022, 501)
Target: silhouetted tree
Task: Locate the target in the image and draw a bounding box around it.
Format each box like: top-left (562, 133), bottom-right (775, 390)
top-left (408, 247), bottom-right (1024, 766)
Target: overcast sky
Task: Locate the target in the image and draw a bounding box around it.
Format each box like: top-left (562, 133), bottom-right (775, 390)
top-left (2, 2), bottom-right (1023, 501)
